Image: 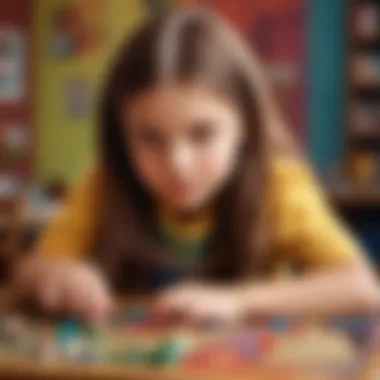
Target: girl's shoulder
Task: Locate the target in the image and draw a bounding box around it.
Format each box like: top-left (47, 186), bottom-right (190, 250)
top-left (269, 156), bottom-right (317, 185)
top-left (268, 156), bottom-right (327, 208)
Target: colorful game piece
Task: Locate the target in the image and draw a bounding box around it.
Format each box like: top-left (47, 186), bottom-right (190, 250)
top-left (0, 305), bottom-right (368, 377)
top-left (257, 329), bottom-right (277, 352)
top-left (208, 347), bottom-right (250, 371)
top-left (231, 333), bottom-right (260, 360)
top-left (56, 320), bottom-right (85, 361)
top-left (183, 340), bottom-right (249, 372)
top-left (57, 319), bottom-right (82, 345)
top-left (269, 318), bottom-right (289, 334)
top-left (151, 337), bottom-right (191, 367)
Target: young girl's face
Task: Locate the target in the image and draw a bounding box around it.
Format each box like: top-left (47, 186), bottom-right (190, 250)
top-left (124, 84), bottom-right (244, 212)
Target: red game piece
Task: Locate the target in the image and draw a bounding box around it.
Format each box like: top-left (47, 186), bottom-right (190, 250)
top-left (182, 340), bottom-right (251, 372)
top-left (290, 321), bottom-right (308, 338)
top-left (257, 329), bottom-right (277, 352)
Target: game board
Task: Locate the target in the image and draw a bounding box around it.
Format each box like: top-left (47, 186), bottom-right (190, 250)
top-left (0, 304), bottom-right (376, 378)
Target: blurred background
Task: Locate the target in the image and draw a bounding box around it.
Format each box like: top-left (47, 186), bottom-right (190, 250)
top-left (0, 0), bottom-right (380, 279)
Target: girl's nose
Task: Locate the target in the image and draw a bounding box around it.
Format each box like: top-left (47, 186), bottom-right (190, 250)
top-left (167, 143), bottom-right (193, 173)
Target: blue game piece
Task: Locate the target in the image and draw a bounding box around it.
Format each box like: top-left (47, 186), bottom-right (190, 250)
top-left (150, 337), bottom-right (191, 367)
top-left (270, 318), bottom-right (289, 333)
top-left (57, 319), bottom-right (82, 346)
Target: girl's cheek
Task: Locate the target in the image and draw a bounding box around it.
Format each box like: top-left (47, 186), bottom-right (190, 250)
top-left (201, 139), bottom-right (239, 183)
top-left (133, 150), bottom-right (166, 189)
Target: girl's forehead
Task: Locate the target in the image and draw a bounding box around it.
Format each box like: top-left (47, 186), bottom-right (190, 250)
top-left (126, 83), bottom-right (237, 116)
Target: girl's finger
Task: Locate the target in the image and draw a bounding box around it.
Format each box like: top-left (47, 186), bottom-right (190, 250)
top-left (39, 275), bottom-right (62, 313)
top-left (63, 279), bottom-right (89, 317)
top-left (74, 270), bottom-right (113, 320)
top-left (87, 286), bottom-right (113, 322)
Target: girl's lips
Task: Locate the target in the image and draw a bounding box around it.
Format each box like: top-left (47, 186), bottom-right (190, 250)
top-left (169, 181), bottom-right (194, 198)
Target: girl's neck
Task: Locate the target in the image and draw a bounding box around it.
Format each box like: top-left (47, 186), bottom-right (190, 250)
top-left (157, 203), bottom-right (215, 241)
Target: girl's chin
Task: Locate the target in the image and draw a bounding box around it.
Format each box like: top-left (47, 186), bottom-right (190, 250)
top-left (168, 197), bottom-right (212, 215)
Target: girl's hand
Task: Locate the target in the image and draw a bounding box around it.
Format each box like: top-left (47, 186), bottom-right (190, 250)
top-left (152, 283), bottom-right (245, 326)
top-left (13, 255), bottom-right (113, 321)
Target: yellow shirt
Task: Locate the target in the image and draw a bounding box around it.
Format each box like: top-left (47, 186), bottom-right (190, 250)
top-left (36, 158), bottom-right (361, 270)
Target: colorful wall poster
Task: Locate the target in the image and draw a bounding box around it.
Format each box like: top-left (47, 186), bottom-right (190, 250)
top-left (50, 0), bottom-right (107, 59)
top-left (65, 77), bottom-right (92, 119)
top-left (0, 28), bottom-right (25, 103)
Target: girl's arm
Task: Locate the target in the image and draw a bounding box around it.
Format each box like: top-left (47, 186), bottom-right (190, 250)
top-left (155, 160), bottom-right (379, 321)
top-left (12, 166), bottom-right (111, 318)
top-left (252, 159), bottom-right (380, 316)
top-left (242, 259), bottom-right (379, 317)
top-left (35, 164), bottom-right (105, 259)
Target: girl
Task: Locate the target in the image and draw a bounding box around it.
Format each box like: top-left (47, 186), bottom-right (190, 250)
top-left (14, 10), bottom-right (379, 322)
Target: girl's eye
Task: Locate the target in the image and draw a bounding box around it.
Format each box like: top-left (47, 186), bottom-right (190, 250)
top-left (136, 128), bottom-right (165, 148)
top-left (190, 121), bottom-right (216, 144)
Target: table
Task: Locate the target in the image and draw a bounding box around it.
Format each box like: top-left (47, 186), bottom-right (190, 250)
top-left (0, 356), bottom-right (339, 380)
top-left (0, 290), bottom-right (377, 380)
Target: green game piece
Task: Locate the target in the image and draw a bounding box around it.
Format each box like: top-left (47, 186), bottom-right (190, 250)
top-left (150, 337), bottom-right (191, 367)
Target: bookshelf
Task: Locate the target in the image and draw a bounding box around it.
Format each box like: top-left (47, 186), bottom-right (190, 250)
top-left (329, 0), bottom-right (380, 207)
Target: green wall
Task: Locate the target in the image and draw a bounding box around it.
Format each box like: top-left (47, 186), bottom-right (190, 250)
top-left (35, 0), bottom-right (147, 185)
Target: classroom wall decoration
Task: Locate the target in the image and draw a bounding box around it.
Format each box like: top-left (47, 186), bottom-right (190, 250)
top-left (0, 124), bottom-right (30, 166)
top-left (50, 0), bottom-right (107, 59)
top-left (0, 28), bottom-right (25, 103)
top-left (65, 77), bottom-right (92, 119)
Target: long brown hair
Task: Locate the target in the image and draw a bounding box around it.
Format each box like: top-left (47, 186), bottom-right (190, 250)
top-left (97, 9), bottom-right (296, 290)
